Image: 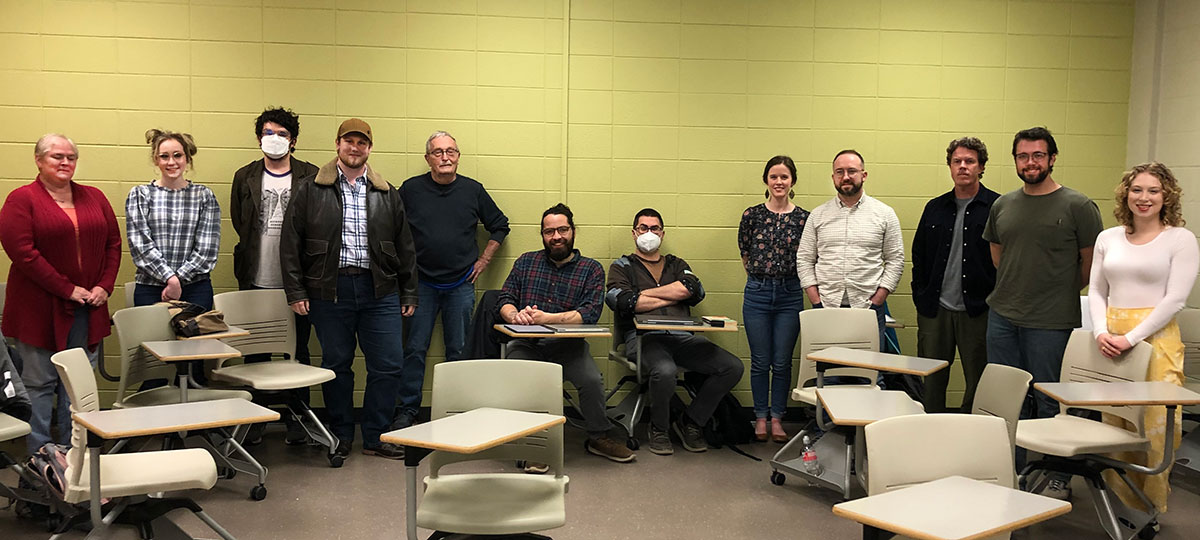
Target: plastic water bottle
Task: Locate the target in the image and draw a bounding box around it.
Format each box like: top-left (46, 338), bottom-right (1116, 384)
top-left (801, 435), bottom-right (822, 475)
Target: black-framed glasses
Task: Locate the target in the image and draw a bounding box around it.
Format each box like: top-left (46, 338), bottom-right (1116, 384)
top-left (541, 226), bottom-right (571, 237)
top-left (428, 148), bottom-right (460, 158)
top-left (261, 128), bottom-right (291, 139)
top-left (634, 225), bottom-right (663, 233)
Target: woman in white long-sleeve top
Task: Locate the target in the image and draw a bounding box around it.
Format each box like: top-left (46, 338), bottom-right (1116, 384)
top-left (1088, 161), bottom-right (1199, 515)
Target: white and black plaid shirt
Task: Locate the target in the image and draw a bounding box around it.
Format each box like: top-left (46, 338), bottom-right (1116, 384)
top-left (336, 166), bottom-right (371, 269)
top-left (126, 180), bottom-right (221, 285)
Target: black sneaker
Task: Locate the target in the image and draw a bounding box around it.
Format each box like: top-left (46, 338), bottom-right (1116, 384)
top-left (362, 442), bottom-right (405, 460)
top-left (334, 440), bottom-right (352, 458)
top-left (284, 415), bottom-right (309, 446)
top-left (672, 416), bottom-right (708, 453)
top-left (390, 409), bottom-right (417, 431)
top-left (244, 422), bottom-right (266, 446)
top-left (648, 425), bottom-right (673, 455)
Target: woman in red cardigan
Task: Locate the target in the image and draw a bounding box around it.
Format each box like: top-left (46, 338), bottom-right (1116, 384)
top-left (0, 134), bottom-right (122, 452)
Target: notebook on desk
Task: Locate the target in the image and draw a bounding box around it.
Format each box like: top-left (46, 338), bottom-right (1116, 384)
top-left (634, 315), bottom-right (700, 326)
top-left (543, 324), bottom-right (608, 333)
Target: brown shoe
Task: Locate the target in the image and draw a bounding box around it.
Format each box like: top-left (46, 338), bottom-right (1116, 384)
top-left (770, 417), bottom-right (789, 443)
top-left (523, 461), bottom-right (550, 474)
top-left (755, 418), bottom-right (768, 442)
top-left (586, 436), bottom-right (636, 463)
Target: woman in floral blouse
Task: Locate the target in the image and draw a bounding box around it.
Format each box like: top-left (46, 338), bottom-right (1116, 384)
top-left (738, 155), bottom-right (809, 442)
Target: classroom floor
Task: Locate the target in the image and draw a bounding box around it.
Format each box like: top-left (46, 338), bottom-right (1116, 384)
top-left (4, 421), bottom-right (1200, 539)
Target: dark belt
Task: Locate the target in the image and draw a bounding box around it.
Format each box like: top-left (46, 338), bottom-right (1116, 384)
top-left (338, 266), bottom-right (368, 275)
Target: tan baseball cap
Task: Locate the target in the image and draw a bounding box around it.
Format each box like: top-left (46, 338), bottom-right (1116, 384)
top-left (336, 118), bottom-right (372, 144)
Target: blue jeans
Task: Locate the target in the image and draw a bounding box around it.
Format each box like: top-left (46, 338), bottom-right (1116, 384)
top-left (398, 281), bottom-right (474, 416)
top-left (17, 307), bottom-right (100, 453)
top-left (133, 278), bottom-right (214, 310)
top-left (307, 273), bottom-right (406, 447)
top-left (986, 308), bottom-right (1071, 420)
top-left (742, 275), bottom-right (804, 419)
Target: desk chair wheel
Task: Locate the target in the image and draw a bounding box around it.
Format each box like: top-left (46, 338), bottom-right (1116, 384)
top-left (250, 484), bottom-right (267, 501)
top-left (626, 437), bottom-right (639, 451)
top-left (1139, 520), bottom-right (1159, 539)
top-left (327, 453), bottom-right (345, 468)
top-left (770, 471), bottom-right (786, 486)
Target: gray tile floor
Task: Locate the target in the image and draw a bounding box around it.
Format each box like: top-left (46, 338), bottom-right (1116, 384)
top-left (4, 423), bottom-right (1200, 539)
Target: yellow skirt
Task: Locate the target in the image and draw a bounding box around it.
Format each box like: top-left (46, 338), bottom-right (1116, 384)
top-left (1101, 306), bottom-right (1185, 514)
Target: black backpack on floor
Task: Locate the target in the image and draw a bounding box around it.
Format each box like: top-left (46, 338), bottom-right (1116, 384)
top-left (675, 373), bottom-right (760, 461)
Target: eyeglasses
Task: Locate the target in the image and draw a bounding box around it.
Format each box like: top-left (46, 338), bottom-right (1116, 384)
top-left (833, 168), bottom-right (863, 177)
top-left (634, 225), bottom-right (663, 233)
top-left (1015, 152), bottom-right (1049, 162)
top-left (428, 148), bottom-right (460, 158)
top-left (541, 226), bottom-right (572, 237)
top-left (262, 128), bottom-right (291, 139)
top-left (157, 151), bottom-right (186, 161)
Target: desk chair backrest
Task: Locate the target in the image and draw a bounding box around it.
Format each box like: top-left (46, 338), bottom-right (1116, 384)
top-left (1178, 308), bottom-right (1200, 393)
top-left (1079, 296), bottom-right (1092, 332)
top-left (796, 308), bottom-right (879, 390)
top-left (429, 359), bottom-right (564, 476)
top-left (1058, 329), bottom-right (1152, 431)
top-left (971, 364), bottom-right (1033, 449)
top-left (123, 281), bottom-right (136, 309)
top-left (866, 414), bottom-right (1014, 495)
top-left (0, 282), bottom-right (6, 327)
top-left (212, 289), bottom-right (296, 364)
top-left (50, 348), bottom-right (100, 499)
top-left (112, 305), bottom-right (177, 406)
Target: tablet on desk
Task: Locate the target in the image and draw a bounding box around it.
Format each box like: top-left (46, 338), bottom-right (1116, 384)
top-left (635, 315), bottom-right (700, 326)
top-left (502, 324), bottom-right (554, 334)
top-left (543, 324), bottom-right (608, 333)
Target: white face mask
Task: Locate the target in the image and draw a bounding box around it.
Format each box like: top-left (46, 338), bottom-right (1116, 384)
top-left (260, 134), bottom-right (290, 159)
top-left (636, 231), bottom-right (662, 253)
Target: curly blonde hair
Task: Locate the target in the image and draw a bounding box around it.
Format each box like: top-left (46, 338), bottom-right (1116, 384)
top-left (145, 128), bottom-right (198, 168)
top-left (1113, 162), bottom-right (1184, 229)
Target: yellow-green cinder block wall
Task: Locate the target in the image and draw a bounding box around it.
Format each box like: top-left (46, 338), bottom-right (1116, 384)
top-left (0, 0), bottom-right (1135, 410)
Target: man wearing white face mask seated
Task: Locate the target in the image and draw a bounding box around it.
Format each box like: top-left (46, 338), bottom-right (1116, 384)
top-left (230, 107), bottom-right (320, 445)
top-left (606, 208), bottom-right (744, 456)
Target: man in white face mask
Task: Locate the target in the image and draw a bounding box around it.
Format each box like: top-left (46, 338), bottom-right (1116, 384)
top-left (605, 208), bottom-right (744, 456)
top-left (230, 107), bottom-right (321, 445)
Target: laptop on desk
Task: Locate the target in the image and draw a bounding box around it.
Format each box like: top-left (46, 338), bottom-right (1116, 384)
top-left (634, 315), bottom-right (700, 326)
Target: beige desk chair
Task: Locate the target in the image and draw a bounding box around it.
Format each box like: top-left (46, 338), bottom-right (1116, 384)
top-left (50, 348), bottom-right (235, 540)
top-left (1175, 308), bottom-right (1200, 474)
top-left (417, 359), bottom-right (568, 538)
top-left (972, 364), bottom-right (1034, 450)
top-left (111, 305), bottom-right (269, 500)
top-left (1015, 329), bottom-right (1153, 540)
top-left (866, 414), bottom-right (1015, 539)
top-left (770, 308), bottom-right (881, 487)
top-left (210, 289), bottom-right (340, 467)
top-left (111, 305), bottom-right (251, 408)
top-left (123, 280), bottom-right (136, 309)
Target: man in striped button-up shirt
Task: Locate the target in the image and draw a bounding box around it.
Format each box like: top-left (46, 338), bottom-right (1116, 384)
top-left (796, 149), bottom-right (904, 350)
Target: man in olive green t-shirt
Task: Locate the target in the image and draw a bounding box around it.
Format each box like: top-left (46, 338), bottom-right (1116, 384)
top-left (983, 126), bottom-right (1102, 423)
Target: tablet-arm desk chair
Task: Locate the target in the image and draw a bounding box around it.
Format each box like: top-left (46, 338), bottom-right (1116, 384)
top-left (50, 348), bottom-right (236, 540)
top-left (112, 305), bottom-right (269, 501)
top-left (417, 359), bottom-right (569, 539)
top-left (972, 364), bottom-right (1034, 451)
top-left (1175, 308), bottom-right (1200, 474)
top-left (210, 289), bottom-right (340, 467)
top-left (1015, 330), bottom-right (1153, 540)
top-left (866, 414), bottom-right (1016, 540)
top-left (771, 308), bottom-right (880, 488)
top-left (111, 305), bottom-right (252, 408)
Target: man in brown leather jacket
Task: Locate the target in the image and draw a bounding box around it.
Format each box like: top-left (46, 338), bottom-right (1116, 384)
top-left (280, 118), bottom-right (417, 461)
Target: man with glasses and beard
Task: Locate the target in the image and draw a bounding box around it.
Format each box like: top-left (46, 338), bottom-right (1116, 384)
top-left (496, 203), bottom-right (636, 468)
top-left (982, 126), bottom-right (1103, 499)
top-left (796, 149), bottom-right (904, 350)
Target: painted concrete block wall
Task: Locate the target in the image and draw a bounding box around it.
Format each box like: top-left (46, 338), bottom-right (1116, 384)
top-left (0, 0), bottom-right (1136, 409)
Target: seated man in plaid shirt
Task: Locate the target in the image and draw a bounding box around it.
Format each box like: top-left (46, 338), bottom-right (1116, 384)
top-left (496, 203), bottom-right (635, 467)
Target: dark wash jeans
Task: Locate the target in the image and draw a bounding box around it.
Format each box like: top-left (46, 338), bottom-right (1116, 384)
top-left (307, 273), bottom-right (405, 447)
top-left (398, 281), bottom-right (474, 417)
top-left (742, 275), bottom-right (804, 419)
